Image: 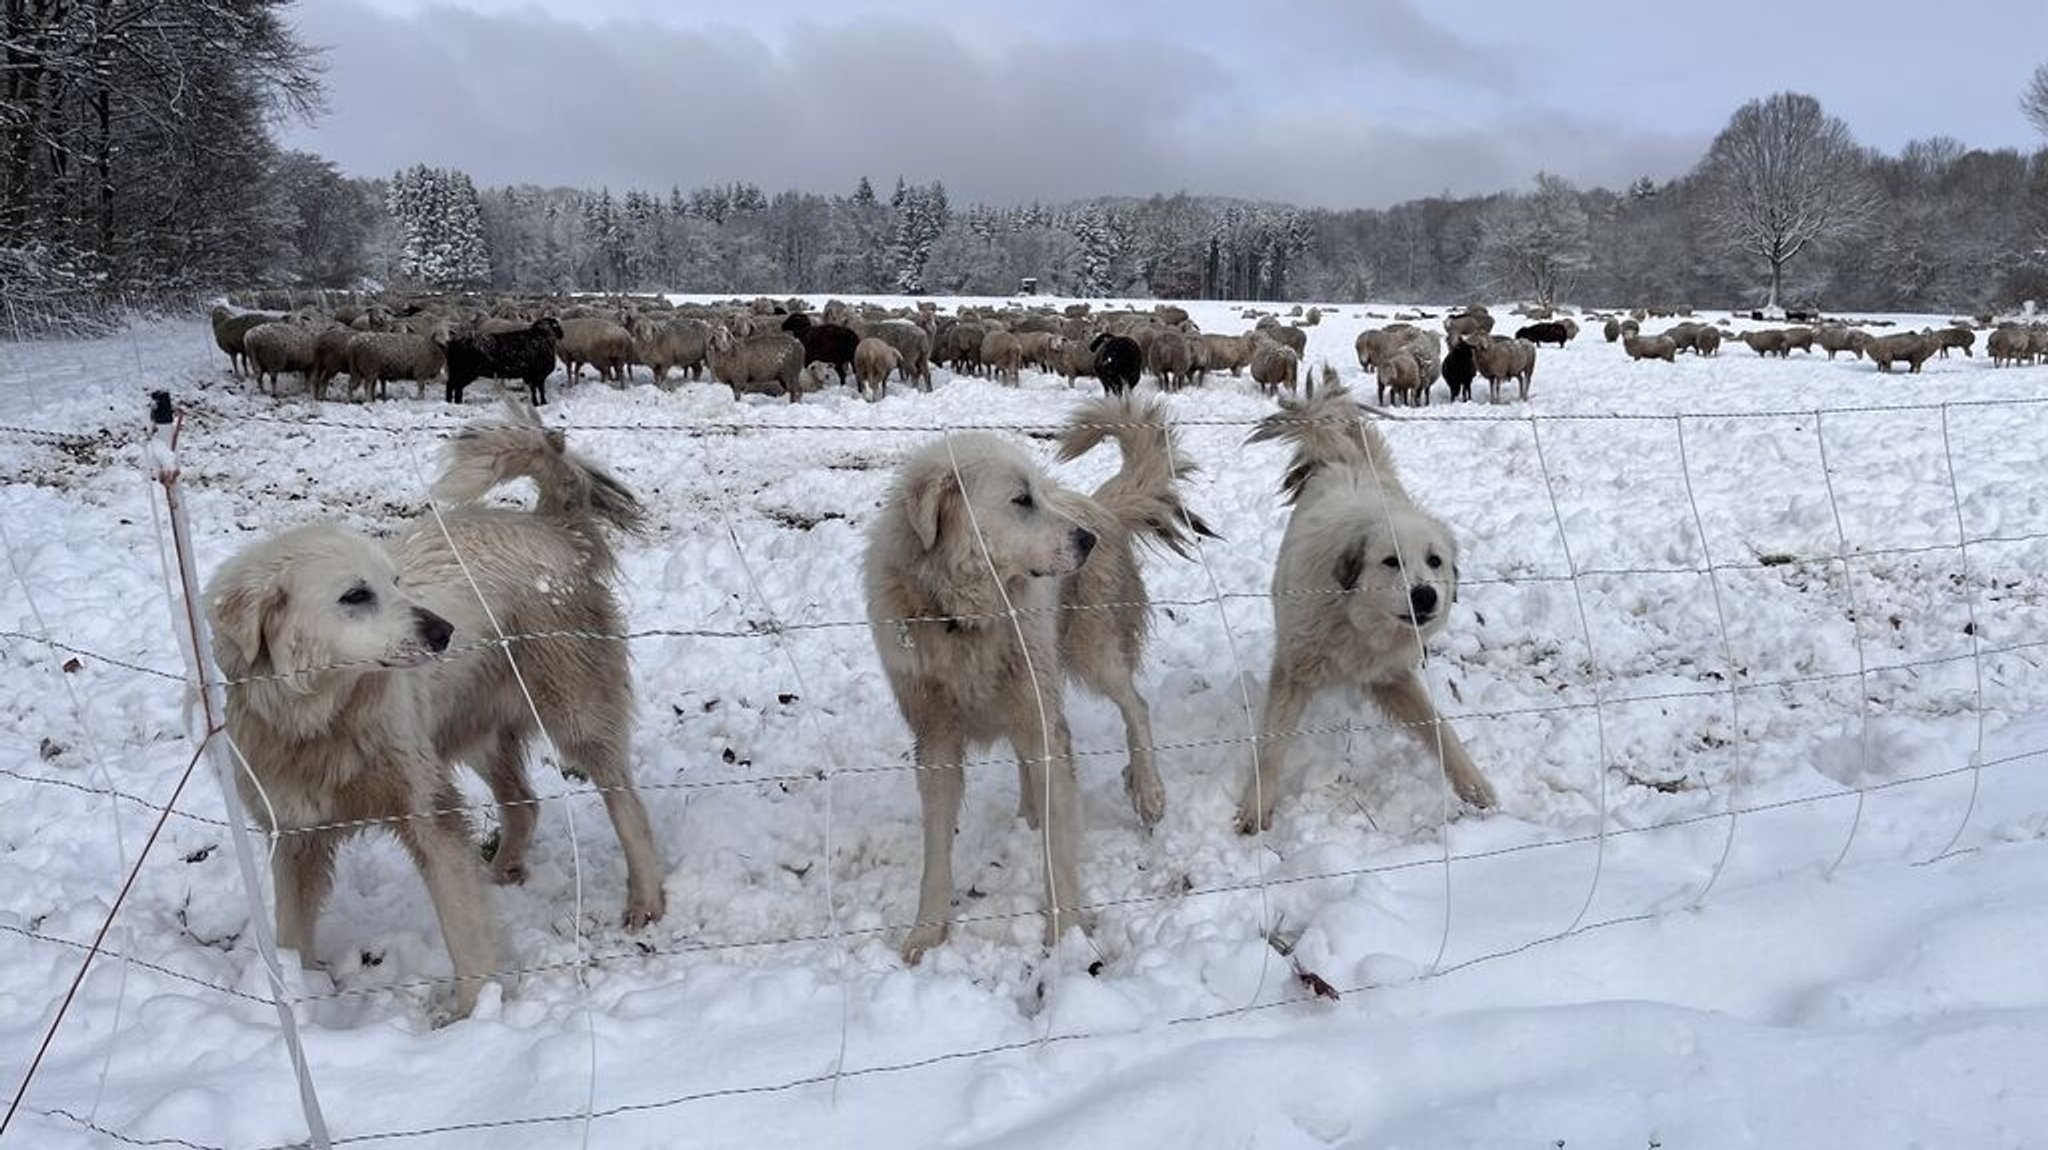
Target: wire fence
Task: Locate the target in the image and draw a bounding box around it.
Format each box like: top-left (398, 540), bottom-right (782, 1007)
top-left (2, 380), bottom-right (2047, 1148)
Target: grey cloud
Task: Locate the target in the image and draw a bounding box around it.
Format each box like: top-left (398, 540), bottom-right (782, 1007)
top-left (286, 1), bottom-right (1710, 208)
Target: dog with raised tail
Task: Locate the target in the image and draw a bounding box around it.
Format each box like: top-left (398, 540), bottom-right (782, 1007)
top-left (866, 392), bottom-right (1216, 963)
top-left (207, 403), bottom-right (665, 1018)
top-left (1235, 365), bottom-right (1496, 834)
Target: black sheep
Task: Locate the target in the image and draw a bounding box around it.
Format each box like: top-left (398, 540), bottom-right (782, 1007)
top-left (445, 317), bottom-right (563, 406)
top-left (1090, 332), bottom-right (1142, 395)
top-left (800, 323), bottom-right (860, 388)
top-left (781, 312), bottom-right (814, 337)
top-left (1515, 321), bottom-right (1571, 347)
top-left (1442, 336), bottom-right (1477, 402)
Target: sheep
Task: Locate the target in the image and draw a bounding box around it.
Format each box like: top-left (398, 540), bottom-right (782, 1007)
top-left (1660, 322), bottom-right (1704, 353)
top-left (1472, 335), bottom-right (1537, 402)
top-left (803, 323), bottom-right (863, 388)
top-left (853, 337), bottom-right (900, 402)
top-left (1146, 329), bottom-right (1197, 391)
top-left (1988, 324), bottom-right (2031, 367)
top-left (1815, 324), bottom-right (1865, 360)
top-left (1866, 331), bottom-right (1936, 374)
top-left (1258, 324), bottom-right (1308, 354)
top-left (1442, 334), bottom-right (1478, 402)
top-left (1514, 320), bottom-right (1572, 347)
top-left (1303, 306), bottom-right (1323, 326)
top-left (1443, 308), bottom-right (1494, 338)
top-left (1014, 330), bottom-right (1063, 374)
top-left (1932, 327), bottom-right (1976, 358)
top-left (345, 327), bottom-right (450, 402)
top-left (558, 317), bottom-right (635, 384)
top-left (938, 320), bottom-right (989, 376)
top-left (1355, 325), bottom-right (1418, 372)
top-left (1740, 329), bottom-right (1791, 357)
top-left (444, 317), bottom-right (562, 405)
top-left (979, 329), bottom-right (1024, 386)
top-left (1623, 332), bottom-right (1677, 362)
top-left (1202, 332), bottom-right (1253, 377)
top-left (707, 324), bottom-right (806, 402)
top-left (1694, 325), bottom-right (1723, 357)
top-left (243, 320), bottom-right (324, 394)
top-left (1376, 350), bottom-right (1425, 407)
top-left (1090, 333), bottom-right (1143, 395)
top-left (1247, 341), bottom-right (1300, 397)
top-left (309, 325), bottom-right (356, 401)
top-left (781, 312), bottom-right (814, 338)
top-left (1056, 336), bottom-right (1098, 387)
top-left (1782, 326), bottom-right (1816, 354)
top-left (1602, 316), bottom-right (1623, 343)
top-left (209, 307), bottom-right (282, 378)
top-left (629, 315), bottom-right (711, 384)
top-left (859, 319), bottom-right (933, 390)
top-left (347, 304), bottom-right (394, 332)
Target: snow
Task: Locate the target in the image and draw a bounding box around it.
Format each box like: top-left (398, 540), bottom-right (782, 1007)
top-left (3, 299), bottom-right (2048, 1148)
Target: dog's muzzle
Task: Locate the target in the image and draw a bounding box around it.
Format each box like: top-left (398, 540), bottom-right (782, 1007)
top-left (414, 607), bottom-right (453, 653)
top-left (1398, 584), bottom-right (1440, 626)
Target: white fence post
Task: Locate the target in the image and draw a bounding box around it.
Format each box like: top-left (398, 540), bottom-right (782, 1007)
top-left (147, 392), bottom-right (333, 1150)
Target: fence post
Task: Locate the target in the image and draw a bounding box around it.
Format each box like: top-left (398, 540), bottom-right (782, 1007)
top-left (147, 392), bottom-right (333, 1150)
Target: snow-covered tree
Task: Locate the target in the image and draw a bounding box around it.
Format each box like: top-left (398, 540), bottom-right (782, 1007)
top-left (1694, 92), bottom-right (1879, 310)
top-left (1477, 172), bottom-right (1594, 304)
top-left (2025, 63), bottom-right (2048, 139)
top-left (888, 180), bottom-right (949, 293)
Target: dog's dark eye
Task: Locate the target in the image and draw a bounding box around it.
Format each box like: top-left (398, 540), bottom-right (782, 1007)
top-left (1012, 491), bottom-right (1035, 510)
top-left (1426, 555), bottom-right (1442, 570)
top-left (1381, 556), bottom-right (1401, 569)
top-left (339, 586), bottom-right (374, 606)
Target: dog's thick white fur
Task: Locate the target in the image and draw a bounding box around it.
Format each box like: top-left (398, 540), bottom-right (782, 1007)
top-left (1236, 366), bottom-right (1497, 833)
top-left (866, 394), bottom-right (1215, 962)
top-left (207, 405), bottom-right (665, 1017)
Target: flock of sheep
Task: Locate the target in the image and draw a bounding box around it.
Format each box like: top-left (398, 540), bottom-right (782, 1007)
top-left (207, 292), bottom-right (2048, 410)
top-left (1598, 307), bottom-right (2044, 375)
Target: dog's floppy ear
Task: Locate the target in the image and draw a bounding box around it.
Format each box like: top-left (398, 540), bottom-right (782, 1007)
top-left (904, 465), bottom-right (957, 551)
top-left (1334, 538), bottom-right (1367, 594)
top-left (209, 568), bottom-right (282, 674)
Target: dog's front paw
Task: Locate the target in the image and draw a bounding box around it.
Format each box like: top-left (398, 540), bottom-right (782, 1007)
top-left (1126, 767), bottom-right (1165, 830)
top-left (901, 923), bottom-right (948, 965)
top-left (622, 885), bottom-right (666, 930)
top-left (490, 859), bottom-right (528, 886)
top-left (1234, 794), bottom-right (1273, 836)
top-left (1453, 774), bottom-right (1498, 812)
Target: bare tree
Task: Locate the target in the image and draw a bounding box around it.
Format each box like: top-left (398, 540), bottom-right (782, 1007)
top-left (1476, 172), bottom-right (1593, 305)
top-left (2025, 63), bottom-right (2048, 139)
top-left (1695, 92), bottom-right (1879, 310)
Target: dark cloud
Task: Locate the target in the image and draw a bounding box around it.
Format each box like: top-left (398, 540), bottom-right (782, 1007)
top-left (283, 0), bottom-right (2043, 210)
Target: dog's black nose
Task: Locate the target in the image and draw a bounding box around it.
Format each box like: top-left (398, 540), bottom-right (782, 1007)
top-left (1409, 585), bottom-right (1439, 616)
top-left (414, 607), bottom-right (453, 653)
top-left (1071, 528), bottom-right (1097, 560)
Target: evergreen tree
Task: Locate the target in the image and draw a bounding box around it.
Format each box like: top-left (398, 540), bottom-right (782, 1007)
top-left (853, 176), bottom-right (877, 206)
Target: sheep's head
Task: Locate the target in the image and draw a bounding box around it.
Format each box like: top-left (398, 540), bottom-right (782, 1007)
top-left (709, 325), bottom-right (736, 353)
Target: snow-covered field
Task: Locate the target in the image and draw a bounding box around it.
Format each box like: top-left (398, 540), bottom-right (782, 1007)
top-left (4, 297), bottom-right (2048, 1149)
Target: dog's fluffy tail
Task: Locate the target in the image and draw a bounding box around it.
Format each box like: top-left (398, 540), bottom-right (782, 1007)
top-left (1055, 393), bottom-right (1218, 557)
top-left (1248, 363), bottom-right (1400, 505)
top-left (433, 402), bottom-right (648, 535)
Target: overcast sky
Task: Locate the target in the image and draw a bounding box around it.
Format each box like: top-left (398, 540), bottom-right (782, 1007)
top-left (283, 0), bottom-right (2048, 209)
